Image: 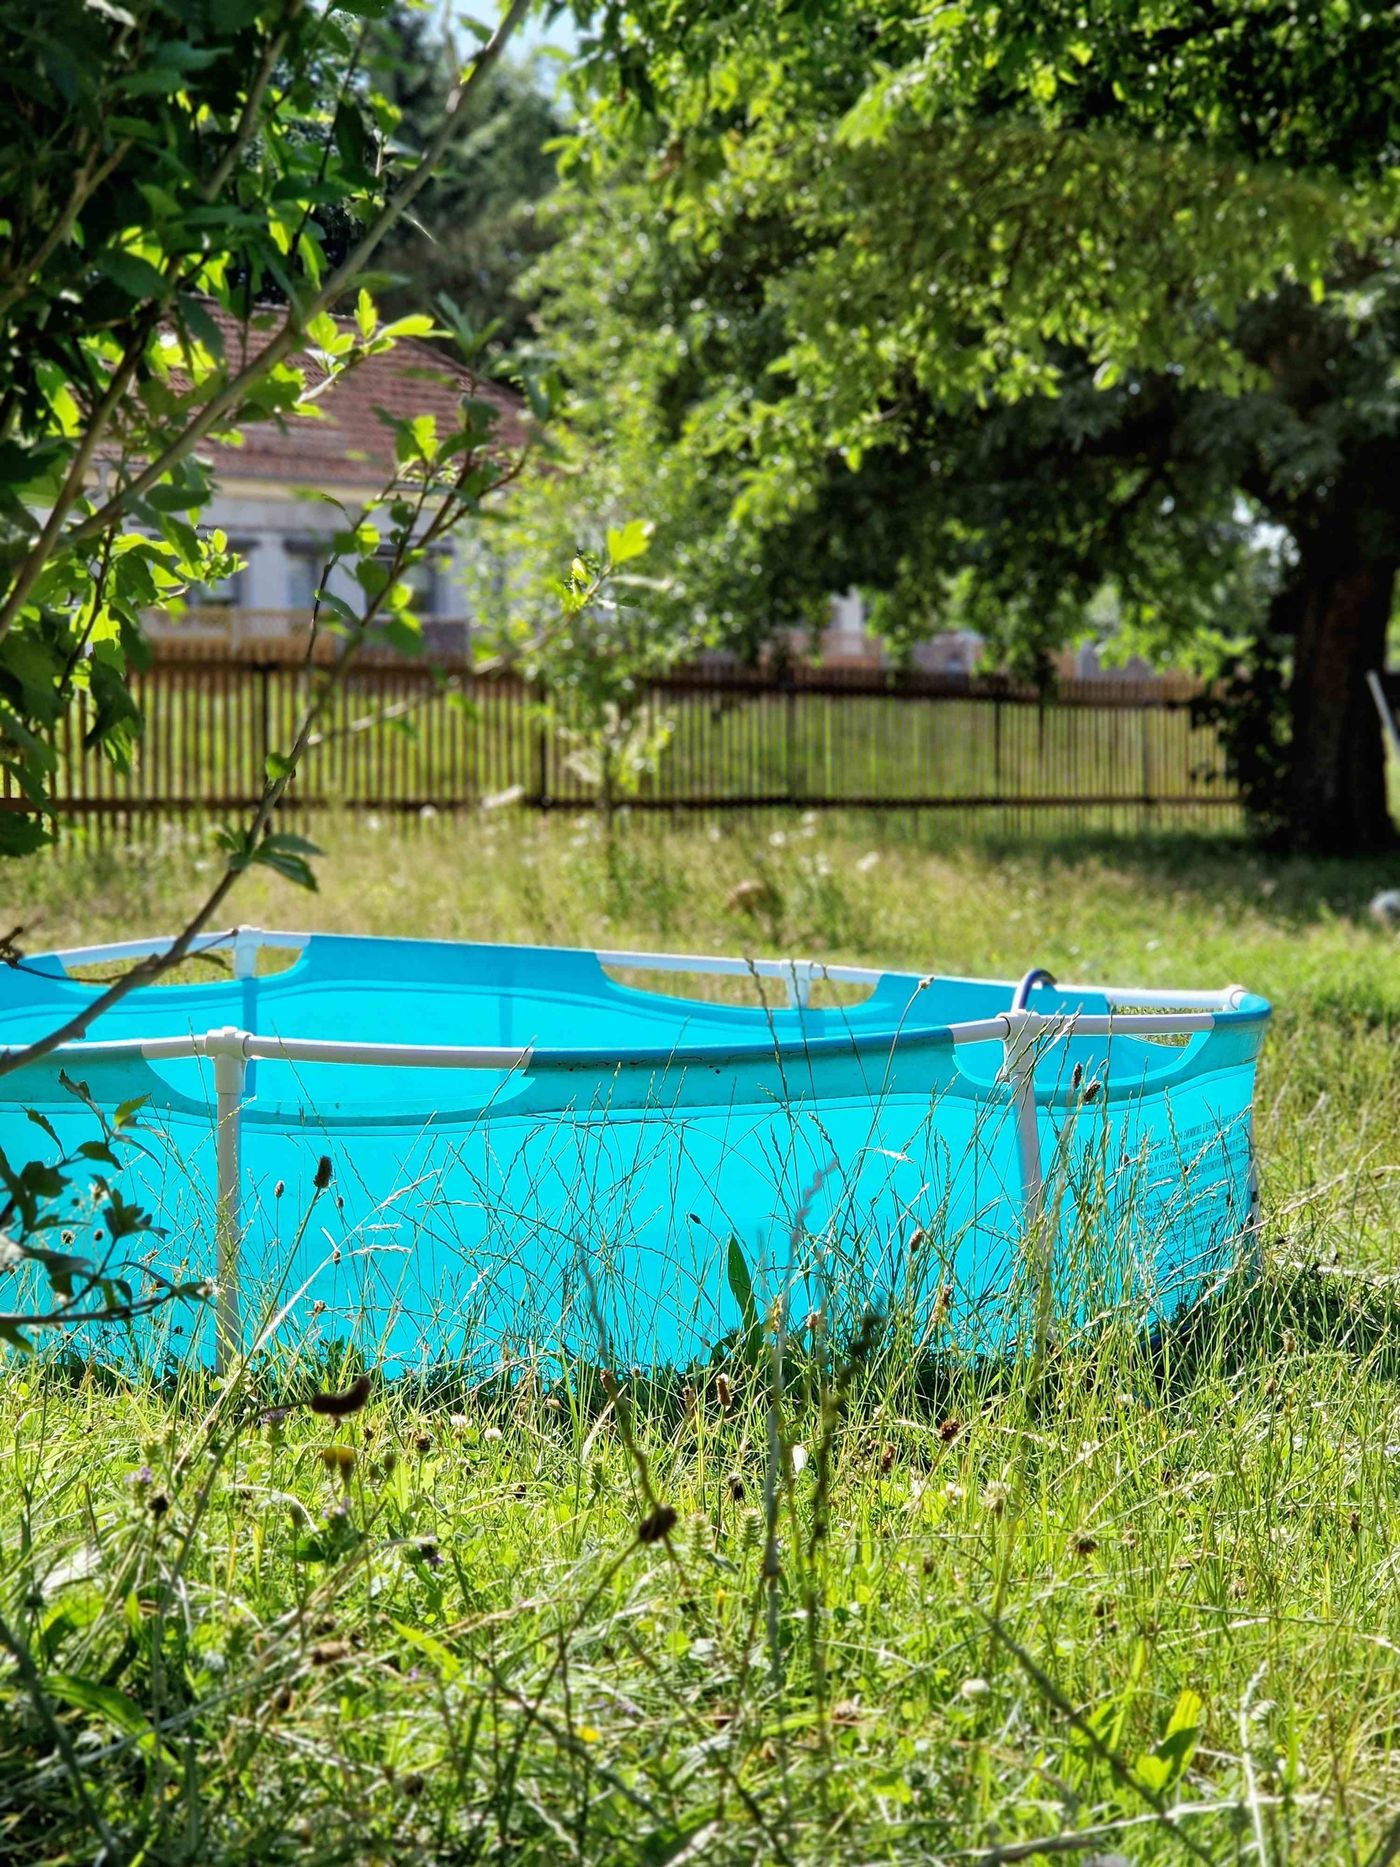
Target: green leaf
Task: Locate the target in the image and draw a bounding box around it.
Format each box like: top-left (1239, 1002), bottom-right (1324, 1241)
top-left (25, 1110), bottom-right (59, 1147)
top-left (392, 1621), bottom-right (462, 1683)
top-left (0, 810), bottom-right (55, 865)
top-left (46, 1674), bottom-right (168, 1758)
top-left (333, 98), bottom-right (374, 183)
top-left (100, 249), bottom-right (171, 301)
top-left (725, 1237), bottom-right (763, 1365)
top-left (1135, 1688), bottom-right (1204, 1793)
top-left (146, 483), bottom-right (206, 513)
top-left (380, 314), bottom-right (436, 341)
top-left (606, 520), bottom-right (653, 566)
top-left (249, 831), bottom-right (322, 891)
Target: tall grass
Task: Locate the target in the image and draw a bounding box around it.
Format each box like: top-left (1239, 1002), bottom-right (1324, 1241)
top-left (3, 812), bottom-right (1399, 1862)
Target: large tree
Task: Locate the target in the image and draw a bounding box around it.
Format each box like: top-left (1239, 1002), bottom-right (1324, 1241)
top-left (543, 0), bottom-right (1400, 850)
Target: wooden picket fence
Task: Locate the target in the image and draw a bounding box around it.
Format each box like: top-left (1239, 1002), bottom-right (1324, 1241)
top-left (5, 644), bottom-right (1242, 832)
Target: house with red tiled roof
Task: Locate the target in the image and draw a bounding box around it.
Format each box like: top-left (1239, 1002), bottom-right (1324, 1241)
top-left (161, 305), bottom-right (1152, 681)
top-left (160, 305), bottom-right (526, 654)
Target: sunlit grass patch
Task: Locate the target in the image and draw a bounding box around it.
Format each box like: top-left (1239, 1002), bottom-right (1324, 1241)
top-left (4, 813), bottom-right (1399, 1861)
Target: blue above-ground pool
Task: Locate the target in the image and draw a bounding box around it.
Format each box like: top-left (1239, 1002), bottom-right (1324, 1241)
top-left (0, 930), bottom-right (1270, 1369)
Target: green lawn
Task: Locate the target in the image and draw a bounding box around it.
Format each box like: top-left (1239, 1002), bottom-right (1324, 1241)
top-left (3, 813), bottom-right (1400, 1863)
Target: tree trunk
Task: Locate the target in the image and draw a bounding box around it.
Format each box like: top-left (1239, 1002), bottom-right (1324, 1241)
top-left (1285, 551), bottom-right (1397, 854)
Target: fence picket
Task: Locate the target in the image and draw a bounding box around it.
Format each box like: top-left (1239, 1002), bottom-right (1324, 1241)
top-left (6, 647), bottom-right (1242, 832)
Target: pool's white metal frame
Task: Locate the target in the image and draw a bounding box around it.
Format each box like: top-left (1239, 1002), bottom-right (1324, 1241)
top-left (13, 927), bottom-right (1254, 1370)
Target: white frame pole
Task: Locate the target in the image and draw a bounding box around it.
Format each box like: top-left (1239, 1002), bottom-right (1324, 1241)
top-left (232, 926), bottom-right (261, 981)
top-left (208, 1027), bottom-right (248, 1375)
top-left (1003, 1011), bottom-right (1045, 1232)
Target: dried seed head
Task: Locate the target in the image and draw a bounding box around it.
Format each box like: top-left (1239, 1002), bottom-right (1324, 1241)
top-left (1071, 1532), bottom-right (1099, 1558)
top-left (879, 1443), bottom-right (896, 1474)
top-left (274, 1180), bottom-right (285, 1199)
top-left (906, 1226), bottom-right (928, 1252)
top-left (1083, 1078), bottom-right (1102, 1102)
top-left (148, 1492), bottom-right (169, 1518)
top-left (413, 1432), bottom-right (432, 1454)
top-left (715, 1372), bottom-right (734, 1412)
top-left (937, 1416), bottom-right (963, 1444)
top-left (726, 1471), bottom-right (745, 1502)
top-left (310, 1640), bottom-right (351, 1666)
top-left (401, 1772), bottom-right (426, 1798)
top-left (1071, 1061), bottom-right (1084, 1090)
top-left (314, 1155), bottom-right (333, 1191)
top-left (309, 1373), bottom-right (372, 1419)
top-left (638, 1503), bottom-right (678, 1545)
top-left (319, 1444), bottom-right (355, 1479)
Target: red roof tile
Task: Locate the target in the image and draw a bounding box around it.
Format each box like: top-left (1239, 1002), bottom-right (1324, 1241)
top-left (191, 302), bottom-right (527, 487)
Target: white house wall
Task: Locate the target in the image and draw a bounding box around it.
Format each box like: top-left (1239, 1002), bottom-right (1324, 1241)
top-left (150, 482), bottom-right (472, 648)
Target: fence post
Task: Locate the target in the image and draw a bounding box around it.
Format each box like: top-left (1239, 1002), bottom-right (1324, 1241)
top-left (208, 1027), bottom-right (248, 1375)
top-left (259, 663), bottom-right (272, 785)
top-left (1140, 704), bottom-right (1153, 829)
top-left (536, 725), bottom-right (549, 808)
top-left (785, 679), bottom-right (798, 804)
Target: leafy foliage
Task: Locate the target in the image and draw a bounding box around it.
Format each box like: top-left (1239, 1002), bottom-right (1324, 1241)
top-left (0, 1076), bottom-right (203, 1351)
top-left (0, 0), bottom-right (533, 1343)
top-left (371, 8), bottom-right (566, 353)
top-left (0, 0), bottom-right (528, 860)
top-left (538, 0), bottom-right (1400, 848)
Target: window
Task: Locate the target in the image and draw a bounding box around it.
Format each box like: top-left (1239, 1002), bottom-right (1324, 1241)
top-left (376, 549), bottom-right (438, 618)
top-left (186, 544), bottom-right (249, 610)
top-left (286, 541), bottom-right (330, 614)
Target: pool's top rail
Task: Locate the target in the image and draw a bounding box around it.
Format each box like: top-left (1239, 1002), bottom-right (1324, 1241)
top-left (5, 925), bottom-right (1269, 1075)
